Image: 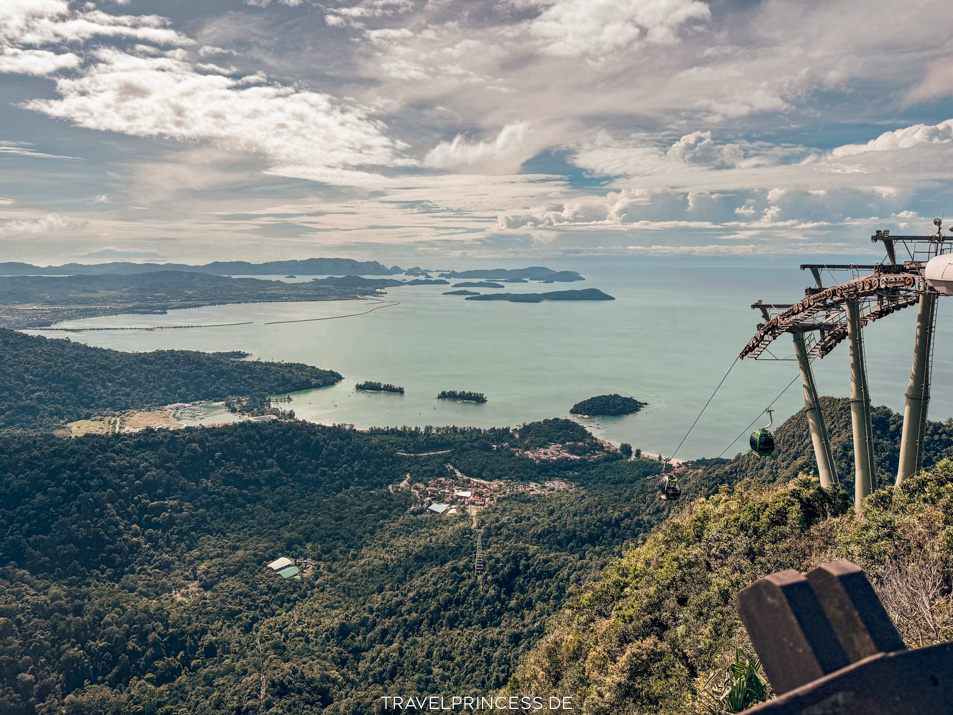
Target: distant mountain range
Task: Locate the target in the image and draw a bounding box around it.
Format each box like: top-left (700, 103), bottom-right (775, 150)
top-left (0, 258), bottom-right (402, 276)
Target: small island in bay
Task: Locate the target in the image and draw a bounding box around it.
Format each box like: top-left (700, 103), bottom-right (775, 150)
top-left (437, 390), bottom-right (487, 404)
top-left (443, 289), bottom-right (481, 296)
top-left (465, 288), bottom-right (614, 303)
top-left (453, 281), bottom-right (504, 288)
top-left (570, 394), bottom-right (645, 416)
top-left (406, 278), bottom-right (449, 285)
top-left (437, 267), bottom-right (583, 282)
top-left (356, 381), bottom-right (405, 394)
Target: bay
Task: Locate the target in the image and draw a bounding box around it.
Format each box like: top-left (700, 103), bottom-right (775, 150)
top-left (26, 254), bottom-right (953, 460)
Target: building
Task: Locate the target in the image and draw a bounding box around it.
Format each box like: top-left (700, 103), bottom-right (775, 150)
top-left (266, 557), bottom-right (301, 579)
top-left (428, 503), bottom-right (450, 514)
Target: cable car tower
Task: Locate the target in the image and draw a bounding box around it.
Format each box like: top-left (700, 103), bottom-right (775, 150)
top-left (740, 220), bottom-right (952, 512)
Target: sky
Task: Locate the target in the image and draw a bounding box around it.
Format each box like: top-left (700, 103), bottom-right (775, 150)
top-left (2, 0), bottom-right (953, 264)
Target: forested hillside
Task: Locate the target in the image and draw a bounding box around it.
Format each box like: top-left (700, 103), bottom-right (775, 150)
top-left (692, 395), bottom-right (953, 495)
top-left (0, 420), bottom-right (673, 714)
top-left (0, 330), bottom-right (341, 431)
top-left (506, 407), bottom-right (953, 714)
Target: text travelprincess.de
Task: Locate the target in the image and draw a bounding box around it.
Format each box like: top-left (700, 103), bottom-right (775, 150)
top-left (381, 696), bottom-right (573, 711)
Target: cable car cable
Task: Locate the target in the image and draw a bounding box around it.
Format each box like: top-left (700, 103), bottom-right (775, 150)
top-left (717, 371), bottom-right (801, 458)
top-left (670, 358), bottom-right (738, 461)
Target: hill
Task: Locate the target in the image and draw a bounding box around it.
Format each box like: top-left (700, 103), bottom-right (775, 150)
top-left (505, 403), bottom-right (953, 713)
top-left (0, 329), bottom-right (342, 431)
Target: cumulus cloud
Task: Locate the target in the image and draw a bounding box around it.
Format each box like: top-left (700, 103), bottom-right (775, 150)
top-left (0, 1), bottom-right (190, 49)
top-left (424, 122), bottom-right (532, 173)
top-left (24, 49), bottom-right (405, 179)
top-left (0, 46), bottom-right (79, 75)
top-left (831, 119), bottom-right (953, 157)
top-left (0, 212), bottom-right (83, 238)
top-left (666, 131), bottom-right (743, 168)
top-left (526, 0), bottom-right (710, 57)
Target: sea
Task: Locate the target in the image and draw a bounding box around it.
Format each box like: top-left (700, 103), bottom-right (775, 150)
top-left (25, 254), bottom-right (953, 460)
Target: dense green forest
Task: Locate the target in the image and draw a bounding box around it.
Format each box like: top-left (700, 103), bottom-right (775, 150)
top-left (507, 464), bottom-right (953, 713)
top-left (0, 420), bottom-right (675, 714)
top-left (0, 330), bottom-right (340, 431)
top-left (569, 394), bottom-right (645, 417)
top-left (0, 258), bottom-right (401, 277)
top-left (437, 390), bottom-right (487, 403)
top-left (4, 337), bottom-right (953, 715)
top-left (0, 272), bottom-right (404, 328)
top-left (465, 289), bottom-right (614, 303)
top-left (355, 382), bottom-right (404, 394)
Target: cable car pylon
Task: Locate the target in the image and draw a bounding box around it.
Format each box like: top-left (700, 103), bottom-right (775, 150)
top-left (740, 219), bottom-right (953, 512)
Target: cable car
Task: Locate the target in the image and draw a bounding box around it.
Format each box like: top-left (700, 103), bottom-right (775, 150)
top-left (660, 475), bottom-right (681, 501)
top-left (750, 409), bottom-right (775, 456)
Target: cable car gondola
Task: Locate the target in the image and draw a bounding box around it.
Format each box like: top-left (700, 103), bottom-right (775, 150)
top-left (749, 409), bottom-right (775, 456)
top-left (660, 475), bottom-right (681, 501)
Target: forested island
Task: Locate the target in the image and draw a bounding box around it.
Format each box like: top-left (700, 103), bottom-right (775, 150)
top-left (438, 267), bottom-right (583, 282)
top-left (437, 390), bottom-right (487, 403)
top-left (356, 381), bottom-right (405, 394)
top-left (453, 281), bottom-right (504, 288)
top-left (0, 329), bottom-right (340, 431)
top-left (465, 288), bottom-right (614, 302)
top-left (0, 272), bottom-right (403, 328)
top-left (570, 394), bottom-right (646, 416)
top-left (443, 289), bottom-right (480, 296)
top-left (0, 257), bottom-right (402, 276)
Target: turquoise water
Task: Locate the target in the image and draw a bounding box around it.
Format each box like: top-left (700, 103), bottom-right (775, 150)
top-left (27, 256), bottom-right (953, 459)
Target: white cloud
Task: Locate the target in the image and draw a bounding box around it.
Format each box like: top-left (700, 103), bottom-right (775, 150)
top-left (0, 141), bottom-right (76, 159)
top-left (831, 119), bottom-right (953, 158)
top-left (666, 131), bottom-right (743, 168)
top-left (0, 46), bottom-right (79, 75)
top-left (424, 122), bottom-right (533, 173)
top-left (24, 49), bottom-right (406, 177)
top-left (0, 212), bottom-right (83, 238)
top-left (0, 2), bottom-right (190, 48)
top-left (525, 0), bottom-right (710, 57)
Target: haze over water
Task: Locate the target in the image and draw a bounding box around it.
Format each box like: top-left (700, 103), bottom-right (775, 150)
top-left (28, 255), bottom-right (953, 460)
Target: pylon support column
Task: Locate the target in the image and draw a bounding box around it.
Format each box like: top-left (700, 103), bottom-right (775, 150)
top-left (897, 292), bottom-right (937, 485)
top-left (792, 332), bottom-right (837, 488)
top-left (846, 301), bottom-right (876, 512)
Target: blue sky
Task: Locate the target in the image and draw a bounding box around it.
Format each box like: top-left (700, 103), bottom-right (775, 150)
top-left (2, 0), bottom-right (953, 264)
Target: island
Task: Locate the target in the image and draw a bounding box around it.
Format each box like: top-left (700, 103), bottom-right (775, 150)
top-left (465, 288), bottom-right (614, 303)
top-left (443, 290), bottom-right (481, 296)
top-left (0, 257), bottom-right (402, 276)
top-left (356, 381), bottom-right (405, 394)
top-left (0, 272), bottom-right (403, 328)
top-left (453, 281), bottom-right (504, 288)
top-left (406, 278), bottom-right (449, 285)
top-left (285, 274), bottom-right (297, 278)
top-left (437, 267), bottom-right (583, 282)
top-left (570, 394), bottom-right (646, 416)
top-left (437, 390), bottom-right (487, 403)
